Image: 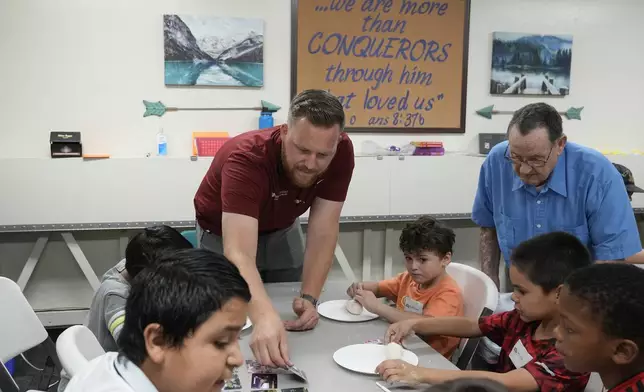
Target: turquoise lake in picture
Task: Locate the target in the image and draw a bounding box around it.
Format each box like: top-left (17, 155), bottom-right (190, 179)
top-left (164, 61), bottom-right (263, 87)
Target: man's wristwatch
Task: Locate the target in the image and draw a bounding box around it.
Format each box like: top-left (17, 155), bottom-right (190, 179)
top-left (300, 294), bottom-right (318, 307)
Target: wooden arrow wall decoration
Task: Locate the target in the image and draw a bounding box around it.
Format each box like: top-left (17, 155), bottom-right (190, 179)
top-left (476, 105), bottom-right (583, 120)
top-left (143, 100), bottom-right (281, 117)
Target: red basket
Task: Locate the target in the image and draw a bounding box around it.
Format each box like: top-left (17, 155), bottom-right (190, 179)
top-left (195, 137), bottom-right (228, 157)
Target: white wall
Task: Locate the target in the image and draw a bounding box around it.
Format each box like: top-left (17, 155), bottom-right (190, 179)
top-left (2, 0), bottom-right (644, 226)
top-left (0, 0), bottom-right (291, 158)
top-left (1, 0), bottom-right (643, 159)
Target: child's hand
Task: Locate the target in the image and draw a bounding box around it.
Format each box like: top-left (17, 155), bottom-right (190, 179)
top-left (376, 360), bottom-right (423, 385)
top-left (346, 282), bottom-right (363, 298)
top-left (385, 319), bottom-right (416, 344)
top-left (354, 289), bottom-right (380, 313)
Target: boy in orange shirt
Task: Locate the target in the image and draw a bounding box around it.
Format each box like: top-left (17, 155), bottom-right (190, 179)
top-left (346, 215), bottom-right (464, 359)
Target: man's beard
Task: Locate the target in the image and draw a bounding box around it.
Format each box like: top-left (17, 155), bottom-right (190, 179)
top-left (281, 147), bottom-right (319, 188)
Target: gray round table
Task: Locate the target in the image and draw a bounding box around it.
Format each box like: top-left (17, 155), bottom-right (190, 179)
top-left (236, 280), bottom-right (458, 392)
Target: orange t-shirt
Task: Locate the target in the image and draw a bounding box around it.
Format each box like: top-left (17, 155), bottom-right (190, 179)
top-left (377, 272), bottom-right (464, 359)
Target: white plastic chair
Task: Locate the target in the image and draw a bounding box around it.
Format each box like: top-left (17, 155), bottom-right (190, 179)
top-left (56, 325), bottom-right (106, 378)
top-left (446, 262), bottom-right (499, 370)
top-left (0, 277), bottom-right (51, 392)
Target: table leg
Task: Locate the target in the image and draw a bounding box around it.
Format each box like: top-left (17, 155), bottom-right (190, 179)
top-left (362, 228), bottom-right (372, 281)
top-left (384, 226), bottom-right (394, 278)
top-left (334, 243), bottom-right (356, 282)
top-left (119, 235), bottom-right (129, 259)
top-left (16, 235), bottom-right (50, 291)
top-left (61, 232), bottom-right (100, 291)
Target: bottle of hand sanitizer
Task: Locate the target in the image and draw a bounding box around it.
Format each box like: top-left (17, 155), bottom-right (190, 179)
top-left (157, 128), bottom-right (168, 156)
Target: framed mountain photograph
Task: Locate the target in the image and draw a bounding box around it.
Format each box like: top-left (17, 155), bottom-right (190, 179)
top-left (490, 32), bottom-right (573, 96)
top-left (164, 15), bottom-right (264, 87)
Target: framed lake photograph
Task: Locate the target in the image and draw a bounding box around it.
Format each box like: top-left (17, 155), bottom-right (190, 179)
top-left (490, 32), bottom-right (572, 96)
top-left (163, 15), bottom-right (264, 87)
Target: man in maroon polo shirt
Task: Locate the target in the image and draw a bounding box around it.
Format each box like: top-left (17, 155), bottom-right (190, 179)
top-left (194, 89), bottom-right (354, 367)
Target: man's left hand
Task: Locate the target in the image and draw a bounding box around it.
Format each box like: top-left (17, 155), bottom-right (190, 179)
top-left (284, 297), bottom-right (319, 331)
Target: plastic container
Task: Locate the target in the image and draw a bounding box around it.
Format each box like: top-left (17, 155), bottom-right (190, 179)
top-left (259, 111), bottom-right (274, 129)
top-left (157, 128), bottom-right (168, 156)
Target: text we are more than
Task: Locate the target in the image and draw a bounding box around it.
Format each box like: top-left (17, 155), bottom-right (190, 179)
top-left (323, 0), bottom-right (449, 16)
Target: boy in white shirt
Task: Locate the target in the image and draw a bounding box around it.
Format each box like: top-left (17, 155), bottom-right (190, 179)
top-left (65, 248), bottom-right (251, 392)
top-left (58, 225), bottom-right (193, 391)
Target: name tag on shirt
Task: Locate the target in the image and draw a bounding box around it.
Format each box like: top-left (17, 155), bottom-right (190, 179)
top-left (509, 339), bottom-right (533, 369)
top-left (403, 296), bottom-right (424, 314)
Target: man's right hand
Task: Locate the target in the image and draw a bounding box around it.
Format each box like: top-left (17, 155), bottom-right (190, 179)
top-left (250, 311), bottom-right (291, 368)
top-left (385, 319), bottom-right (418, 344)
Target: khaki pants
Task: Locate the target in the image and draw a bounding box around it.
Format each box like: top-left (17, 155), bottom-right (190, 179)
top-left (197, 219), bottom-right (305, 283)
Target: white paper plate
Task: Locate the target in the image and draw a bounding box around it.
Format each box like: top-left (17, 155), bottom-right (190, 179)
top-left (243, 317), bottom-right (252, 331)
top-left (318, 299), bottom-right (379, 322)
top-left (333, 344), bottom-right (419, 375)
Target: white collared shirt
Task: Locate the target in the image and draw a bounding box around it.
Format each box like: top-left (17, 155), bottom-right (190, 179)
top-left (65, 352), bottom-right (158, 392)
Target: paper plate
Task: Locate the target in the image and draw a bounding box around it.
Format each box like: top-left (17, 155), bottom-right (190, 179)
top-left (243, 317), bottom-right (252, 331)
top-left (318, 299), bottom-right (379, 322)
top-left (333, 344), bottom-right (419, 375)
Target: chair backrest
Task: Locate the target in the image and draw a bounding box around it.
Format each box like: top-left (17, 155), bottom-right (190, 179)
top-left (446, 262), bottom-right (499, 370)
top-left (0, 277), bottom-right (49, 363)
top-left (56, 325), bottom-right (106, 378)
top-left (181, 229), bottom-right (198, 247)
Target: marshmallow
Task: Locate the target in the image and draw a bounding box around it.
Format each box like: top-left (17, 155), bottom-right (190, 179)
top-left (345, 299), bottom-right (364, 315)
top-left (385, 342), bottom-right (403, 360)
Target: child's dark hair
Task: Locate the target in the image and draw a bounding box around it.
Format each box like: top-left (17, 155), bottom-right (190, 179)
top-left (510, 231), bottom-right (591, 292)
top-left (118, 248), bottom-right (251, 365)
top-left (566, 263), bottom-right (644, 348)
top-left (399, 216), bottom-right (455, 258)
top-left (422, 378), bottom-right (508, 392)
top-left (124, 225), bottom-right (193, 277)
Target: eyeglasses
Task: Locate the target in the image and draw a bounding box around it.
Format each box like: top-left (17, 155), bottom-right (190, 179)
top-left (504, 143), bottom-right (556, 169)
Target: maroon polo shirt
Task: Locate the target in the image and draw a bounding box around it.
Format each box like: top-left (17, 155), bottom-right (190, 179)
top-left (194, 125), bottom-right (354, 236)
top-left (479, 310), bottom-right (590, 392)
